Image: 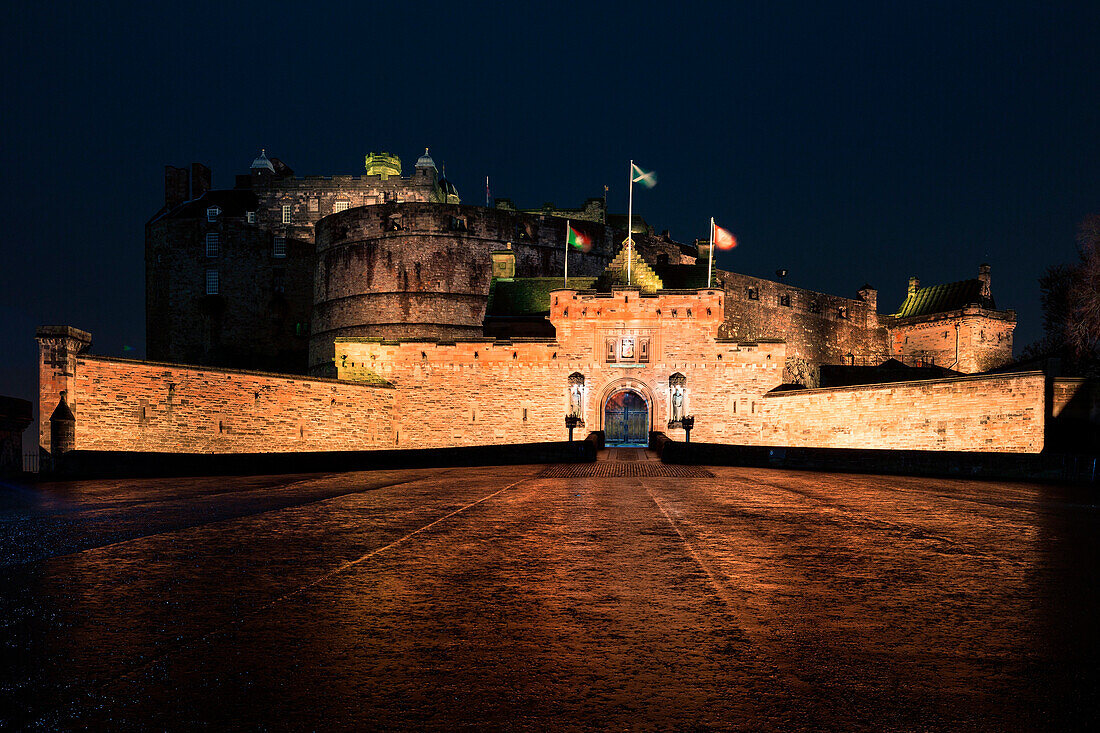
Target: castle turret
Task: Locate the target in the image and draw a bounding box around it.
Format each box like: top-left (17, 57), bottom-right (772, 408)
top-left (415, 148), bottom-right (437, 174)
top-left (250, 149), bottom-right (275, 184)
top-left (365, 151), bottom-right (402, 178)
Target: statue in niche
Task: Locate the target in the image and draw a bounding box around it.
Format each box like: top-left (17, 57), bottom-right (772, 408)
top-left (668, 373), bottom-right (687, 427)
top-left (671, 386), bottom-right (684, 423)
top-left (569, 383), bottom-right (583, 417)
top-left (567, 372), bottom-right (585, 420)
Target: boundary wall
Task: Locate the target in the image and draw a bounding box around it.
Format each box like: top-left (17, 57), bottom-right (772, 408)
top-left (37, 326), bottom-right (394, 456)
top-left (761, 372), bottom-right (1046, 453)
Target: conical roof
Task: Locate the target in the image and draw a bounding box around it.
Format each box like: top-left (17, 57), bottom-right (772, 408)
top-left (250, 149), bottom-right (275, 172)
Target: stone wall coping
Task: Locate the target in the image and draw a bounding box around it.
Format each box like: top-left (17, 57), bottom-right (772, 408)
top-left (764, 370), bottom-right (1045, 398)
top-left (552, 287), bottom-right (723, 298)
top-left (76, 354), bottom-right (395, 389)
top-left (714, 267), bottom-right (872, 308)
top-left (36, 325), bottom-right (93, 342)
top-left (715, 338), bottom-right (786, 345)
top-left (1051, 377), bottom-right (1093, 386)
top-left (336, 337), bottom-right (558, 346)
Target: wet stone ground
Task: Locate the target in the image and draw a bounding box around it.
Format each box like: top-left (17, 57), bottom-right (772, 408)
top-left (2, 449), bottom-right (1098, 730)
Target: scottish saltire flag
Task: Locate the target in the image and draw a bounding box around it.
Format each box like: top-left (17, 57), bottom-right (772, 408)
top-left (631, 163), bottom-right (657, 188)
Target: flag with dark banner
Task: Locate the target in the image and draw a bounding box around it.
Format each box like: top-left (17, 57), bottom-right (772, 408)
top-left (567, 223), bottom-right (593, 252)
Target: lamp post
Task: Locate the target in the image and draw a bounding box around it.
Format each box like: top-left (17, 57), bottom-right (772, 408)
top-left (681, 415), bottom-right (695, 443)
top-left (565, 415), bottom-right (582, 442)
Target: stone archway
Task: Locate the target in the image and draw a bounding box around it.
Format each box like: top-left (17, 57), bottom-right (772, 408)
top-left (604, 390), bottom-right (649, 445)
top-left (600, 379), bottom-right (654, 446)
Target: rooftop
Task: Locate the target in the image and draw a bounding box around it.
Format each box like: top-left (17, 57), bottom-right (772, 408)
top-left (891, 279), bottom-right (994, 318)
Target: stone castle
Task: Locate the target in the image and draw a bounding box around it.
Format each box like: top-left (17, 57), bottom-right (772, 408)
top-left (145, 148), bottom-right (1015, 383)
top-left (35, 147), bottom-right (1099, 466)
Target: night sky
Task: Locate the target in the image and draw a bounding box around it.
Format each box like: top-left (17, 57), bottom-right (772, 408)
top-left (2, 1), bottom-right (1098, 440)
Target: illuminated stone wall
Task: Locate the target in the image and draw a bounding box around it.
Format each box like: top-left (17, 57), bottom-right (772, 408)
top-left (716, 270), bottom-right (888, 386)
top-left (37, 338), bottom-right (394, 456)
top-left (336, 287), bottom-right (786, 447)
top-left (762, 372), bottom-right (1046, 453)
top-left (311, 205), bottom-right (693, 376)
top-left (887, 307), bottom-right (1016, 373)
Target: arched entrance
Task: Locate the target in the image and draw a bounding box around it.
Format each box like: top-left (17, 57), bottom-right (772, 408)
top-left (604, 389), bottom-right (650, 446)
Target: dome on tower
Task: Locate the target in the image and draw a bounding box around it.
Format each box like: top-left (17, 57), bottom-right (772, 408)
top-left (415, 147), bottom-right (437, 170)
top-left (250, 149), bottom-right (275, 173)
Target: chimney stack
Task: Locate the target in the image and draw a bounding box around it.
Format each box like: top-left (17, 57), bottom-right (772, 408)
top-left (164, 165), bottom-right (189, 209)
top-left (858, 284), bottom-right (878, 311)
top-left (908, 275), bottom-right (920, 295)
top-left (978, 263), bottom-right (991, 299)
top-left (191, 163), bottom-right (212, 199)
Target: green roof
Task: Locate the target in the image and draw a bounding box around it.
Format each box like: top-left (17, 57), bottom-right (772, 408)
top-left (487, 277), bottom-right (597, 317)
top-left (892, 279), bottom-right (993, 318)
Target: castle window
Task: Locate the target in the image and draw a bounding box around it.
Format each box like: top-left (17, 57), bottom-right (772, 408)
top-left (246, 211), bottom-right (256, 224)
top-left (779, 293), bottom-right (791, 307)
top-left (334, 200), bottom-right (350, 213)
top-left (205, 232), bottom-right (219, 257)
top-left (386, 215), bottom-right (404, 231)
top-left (309, 198), bottom-right (319, 212)
top-left (809, 301), bottom-right (821, 314)
top-left (206, 206), bottom-right (221, 222)
top-left (273, 236), bottom-right (287, 258)
top-left (450, 215), bottom-right (468, 231)
top-left (205, 268), bottom-right (219, 295)
top-left (282, 205), bottom-right (292, 224)
top-left (837, 306), bottom-right (848, 319)
top-left (747, 287), bottom-right (759, 300)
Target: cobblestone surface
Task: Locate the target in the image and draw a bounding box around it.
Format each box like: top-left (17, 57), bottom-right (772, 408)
top-left (2, 464), bottom-right (1097, 730)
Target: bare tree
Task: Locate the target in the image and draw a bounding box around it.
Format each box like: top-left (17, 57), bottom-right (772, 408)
top-left (1022, 215), bottom-right (1100, 375)
top-left (1067, 214), bottom-right (1100, 358)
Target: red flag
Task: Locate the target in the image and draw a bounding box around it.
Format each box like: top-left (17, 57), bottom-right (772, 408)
top-left (714, 223), bottom-right (737, 250)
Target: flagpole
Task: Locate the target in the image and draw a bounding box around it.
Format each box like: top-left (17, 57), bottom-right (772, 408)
top-left (708, 217), bottom-right (715, 288)
top-left (627, 160), bottom-right (634, 284)
top-left (564, 219), bottom-right (569, 288)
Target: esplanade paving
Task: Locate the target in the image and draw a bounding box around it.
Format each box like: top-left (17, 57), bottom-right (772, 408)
top-left (4, 452), bottom-right (1096, 730)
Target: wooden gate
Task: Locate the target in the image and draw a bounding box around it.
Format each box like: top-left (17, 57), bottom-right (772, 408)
top-left (604, 390), bottom-right (649, 445)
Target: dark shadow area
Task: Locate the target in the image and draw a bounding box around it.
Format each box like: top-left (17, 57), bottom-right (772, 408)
top-left (41, 436), bottom-right (599, 480)
top-left (657, 439), bottom-right (1098, 484)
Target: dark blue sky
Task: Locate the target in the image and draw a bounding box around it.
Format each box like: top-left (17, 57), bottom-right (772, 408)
top-left (2, 1), bottom-right (1098, 419)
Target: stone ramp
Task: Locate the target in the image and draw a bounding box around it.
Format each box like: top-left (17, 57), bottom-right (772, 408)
top-left (539, 462), bottom-right (714, 478)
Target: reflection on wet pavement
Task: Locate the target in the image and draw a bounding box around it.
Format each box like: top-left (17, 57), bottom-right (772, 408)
top-left (3, 465), bottom-right (1098, 730)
